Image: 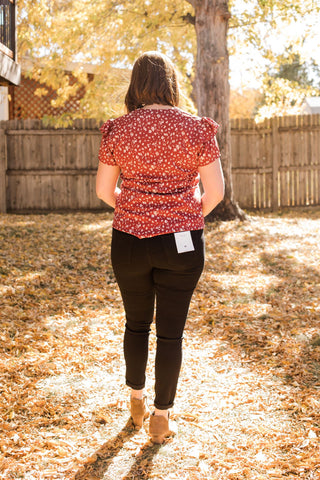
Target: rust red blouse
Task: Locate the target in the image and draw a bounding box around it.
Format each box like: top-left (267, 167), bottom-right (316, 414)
top-left (98, 107), bottom-right (220, 238)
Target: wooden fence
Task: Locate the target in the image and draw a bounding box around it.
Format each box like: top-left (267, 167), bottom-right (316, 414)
top-left (0, 115), bottom-right (320, 213)
top-left (231, 114), bottom-right (320, 209)
top-left (0, 119), bottom-right (104, 212)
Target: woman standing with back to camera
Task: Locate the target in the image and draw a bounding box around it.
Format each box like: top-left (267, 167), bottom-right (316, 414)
top-left (96, 51), bottom-right (224, 444)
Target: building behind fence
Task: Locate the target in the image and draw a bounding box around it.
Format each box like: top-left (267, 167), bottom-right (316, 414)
top-left (1, 114), bottom-right (320, 213)
top-left (0, 0), bottom-right (20, 87)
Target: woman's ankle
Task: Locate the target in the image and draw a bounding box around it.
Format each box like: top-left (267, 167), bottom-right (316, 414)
top-left (131, 388), bottom-right (144, 400)
top-left (154, 408), bottom-right (169, 419)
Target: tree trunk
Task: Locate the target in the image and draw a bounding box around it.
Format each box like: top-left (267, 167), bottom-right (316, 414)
top-left (186, 0), bottom-right (245, 221)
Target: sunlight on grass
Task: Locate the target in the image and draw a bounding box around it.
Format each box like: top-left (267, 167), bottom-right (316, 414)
top-left (217, 273), bottom-right (278, 294)
top-left (78, 221), bottom-right (113, 233)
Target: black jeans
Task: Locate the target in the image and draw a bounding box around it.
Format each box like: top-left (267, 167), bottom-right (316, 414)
top-left (111, 228), bottom-right (205, 409)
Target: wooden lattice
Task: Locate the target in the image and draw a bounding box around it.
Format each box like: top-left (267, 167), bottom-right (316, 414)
top-left (9, 74), bottom-right (87, 119)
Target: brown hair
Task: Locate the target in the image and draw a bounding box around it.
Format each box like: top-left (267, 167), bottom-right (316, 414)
top-left (125, 51), bottom-right (180, 112)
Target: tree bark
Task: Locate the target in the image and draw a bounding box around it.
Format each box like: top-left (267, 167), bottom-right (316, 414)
top-left (186, 0), bottom-right (245, 221)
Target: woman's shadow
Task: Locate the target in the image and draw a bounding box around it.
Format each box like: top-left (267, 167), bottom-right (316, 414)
top-left (74, 419), bottom-right (161, 480)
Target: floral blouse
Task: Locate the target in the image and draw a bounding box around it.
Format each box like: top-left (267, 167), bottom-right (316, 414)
top-left (98, 107), bottom-right (220, 238)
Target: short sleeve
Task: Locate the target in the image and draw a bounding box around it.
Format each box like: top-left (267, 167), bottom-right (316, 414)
top-left (98, 119), bottom-right (117, 165)
top-left (198, 117), bottom-right (220, 167)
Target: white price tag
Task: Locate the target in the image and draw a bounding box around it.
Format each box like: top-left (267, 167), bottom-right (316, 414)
top-left (174, 231), bottom-right (195, 253)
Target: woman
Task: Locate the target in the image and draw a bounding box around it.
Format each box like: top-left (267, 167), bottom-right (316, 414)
top-left (96, 51), bottom-right (224, 444)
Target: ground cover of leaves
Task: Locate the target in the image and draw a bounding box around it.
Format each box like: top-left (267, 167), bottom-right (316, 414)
top-left (0, 209), bottom-right (320, 480)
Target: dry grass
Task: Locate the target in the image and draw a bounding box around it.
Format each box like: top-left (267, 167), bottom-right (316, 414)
top-left (0, 209), bottom-right (320, 480)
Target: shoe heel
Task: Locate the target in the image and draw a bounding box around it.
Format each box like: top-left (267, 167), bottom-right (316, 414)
top-left (150, 434), bottom-right (165, 444)
top-left (130, 396), bottom-right (149, 429)
top-left (149, 412), bottom-right (176, 444)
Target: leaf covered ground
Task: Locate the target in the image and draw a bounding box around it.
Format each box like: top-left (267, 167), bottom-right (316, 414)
top-left (0, 209), bottom-right (320, 480)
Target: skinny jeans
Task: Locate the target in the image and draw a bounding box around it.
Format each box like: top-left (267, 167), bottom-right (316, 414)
top-left (111, 228), bottom-right (205, 409)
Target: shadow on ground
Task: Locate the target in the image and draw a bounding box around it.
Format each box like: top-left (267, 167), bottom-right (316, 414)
top-left (74, 420), bottom-right (161, 480)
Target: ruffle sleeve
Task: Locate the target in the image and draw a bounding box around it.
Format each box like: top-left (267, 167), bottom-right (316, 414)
top-left (98, 119), bottom-right (117, 165)
top-left (197, 117), bottom-right (220, 167)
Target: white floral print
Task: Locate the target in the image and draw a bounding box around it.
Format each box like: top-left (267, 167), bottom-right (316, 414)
top-left (99, 108), bottom-right (220, 238)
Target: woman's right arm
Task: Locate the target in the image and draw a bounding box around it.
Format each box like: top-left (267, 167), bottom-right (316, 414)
top-left (96, 162), bottom-right (121, 208)
top-left (199, 159), bottom-right (225, 217)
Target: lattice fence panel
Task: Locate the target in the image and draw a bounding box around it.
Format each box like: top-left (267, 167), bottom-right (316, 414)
top-left (10, 75), bottom-right (86, 119)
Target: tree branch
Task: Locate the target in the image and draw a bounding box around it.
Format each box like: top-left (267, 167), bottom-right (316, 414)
top-left (181, 12), bottom-right (195, 25)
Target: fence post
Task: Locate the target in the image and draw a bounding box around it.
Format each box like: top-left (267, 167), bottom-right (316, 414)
top-left (0, 129), bottom-right (7, 213)
top-left (271, 117), bottom-right (279, 211)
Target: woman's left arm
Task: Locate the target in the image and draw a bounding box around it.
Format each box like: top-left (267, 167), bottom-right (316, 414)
top-left (96, 162), bottom-right (121, 208)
